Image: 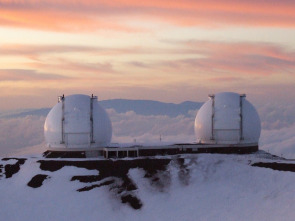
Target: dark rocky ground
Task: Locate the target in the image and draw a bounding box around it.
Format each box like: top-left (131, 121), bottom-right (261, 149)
top-left (1, 158), bottom-right (26, 178)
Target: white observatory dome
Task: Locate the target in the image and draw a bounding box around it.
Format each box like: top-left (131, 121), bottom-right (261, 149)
top-left (194, 92), bottom-right (261, 145)
top-left (44, 94), bottom-right (112, 150)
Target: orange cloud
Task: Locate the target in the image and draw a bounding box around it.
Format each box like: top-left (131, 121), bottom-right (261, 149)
top-left (0, 0), bottom-right (295, 32)
top-left (0, 44), bottom-right (153, 57)
top-left (0, 69), bottom-right (69, 81)
top-left (1, 40), bottom-right (294, 105)
top-left (0, 7), bottom-right (134, 32)
top-left (2, 40), bottom-right (295, 78)
top-left (156, 40), bottom-right (295, 76)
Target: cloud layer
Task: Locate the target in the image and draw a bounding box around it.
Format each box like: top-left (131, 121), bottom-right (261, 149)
top-left (1, 0), bottom-right (295, 32)
top-left (1, 0), bottom-right (295, 112)
top-left (1, 40), bottom-right (295, 110)
top-left (260, 124), bottom-right (295, 159)
top-left (0, 116), bottom-right (45, 156)
top-left (0, 104), bottom-right (295, 158)
top-left (109, 109), bottom-right (196, 144)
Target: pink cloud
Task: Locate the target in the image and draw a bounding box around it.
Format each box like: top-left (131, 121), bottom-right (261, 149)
top-left (155, 41), bottom-right (295, 76)
top-left (0, 69), bottom-right (68, 82)
top-left (0, 0), bottom-right (295, 32)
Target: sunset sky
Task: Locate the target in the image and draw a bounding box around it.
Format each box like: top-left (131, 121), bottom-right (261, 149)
top-left (1, 0), bottom-right (295, 110)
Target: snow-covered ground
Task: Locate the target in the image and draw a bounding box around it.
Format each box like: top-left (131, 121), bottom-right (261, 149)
top-left (1, 153), bottom-right (295, 221)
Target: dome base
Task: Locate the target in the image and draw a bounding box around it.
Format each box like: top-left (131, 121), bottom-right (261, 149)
top-left (43, 143), bottom-right (258, 158)
top-left (43, 149), bottom-right (103, 158)
top-left (194, 144), bottom-right (258, 154)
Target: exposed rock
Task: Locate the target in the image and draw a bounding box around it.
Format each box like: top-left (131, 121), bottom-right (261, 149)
top-left (3, 158), bottom-right (26, 178)
top-left (252, 162), bottom-right (295, 172)
top-left (27, 174), bottom-right (50, 188)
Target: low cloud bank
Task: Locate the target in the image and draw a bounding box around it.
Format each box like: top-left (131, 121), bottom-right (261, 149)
top-left (0, 110), bottom-right (196, 156)
top-left (257, 103), bottom-right (295, 130)
top-left (0, 116), bottom-right (45, 156)
top-left (259, 124), bottom-right (295, 159)
top-left (0, 107), bottom-right (294, 158)
top-left (109, 109), bottom-right (196, 144)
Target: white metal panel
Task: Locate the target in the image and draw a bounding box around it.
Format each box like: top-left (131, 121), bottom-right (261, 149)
top-left (65, 133), bottom-right (90, 148)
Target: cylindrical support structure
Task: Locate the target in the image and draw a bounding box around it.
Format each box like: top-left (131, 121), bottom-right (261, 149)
top-left (90, 95), bottom-right (96, 144)
top-left (239, 94), bottom-right (246, 141)
top-left (209, 94), bottom-right (215, 141)
top-left (60, 95), bottom-right (65, 144)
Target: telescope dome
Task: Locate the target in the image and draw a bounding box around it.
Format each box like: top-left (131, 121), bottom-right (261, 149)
top-left (44, 94), bottom-right (112, 150)
top-left (194, 92), bottom-right (261, 145)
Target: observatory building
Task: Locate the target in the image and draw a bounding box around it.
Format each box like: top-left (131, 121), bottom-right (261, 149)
top-left (44, 94), bottom-right (112, 153)
top-left (43, 92), bottom-right (261, 159)
top-left (102, 92), bottom-right (261, 158)
top-left (194, 92), bottom-right (261, 147)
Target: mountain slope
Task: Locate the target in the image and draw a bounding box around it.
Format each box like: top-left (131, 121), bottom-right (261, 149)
top-left (99, 99), bottom-right (202, 117)
top-left (1, 152), bottom-right (295, 221)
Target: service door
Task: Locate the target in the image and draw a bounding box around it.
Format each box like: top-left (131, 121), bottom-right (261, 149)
top-left (214, 97), bottom-right (241, 143)
top-left (64, 99), bottom-right (91, 148)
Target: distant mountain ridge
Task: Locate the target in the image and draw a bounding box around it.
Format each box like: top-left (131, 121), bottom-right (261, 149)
top-left (0, 99), bottom-right (203, 118)
top-left (99, 99), bottom-right (202, 117)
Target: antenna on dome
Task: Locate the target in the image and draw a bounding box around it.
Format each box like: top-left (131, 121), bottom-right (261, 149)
top-left (59, 94), bottom-right (65, 144)
top-left (58, 94), bottom-right (65, 103)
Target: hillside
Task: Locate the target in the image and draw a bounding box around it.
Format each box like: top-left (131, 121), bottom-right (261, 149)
top-left (1, 152), bottom-right (295, 221)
